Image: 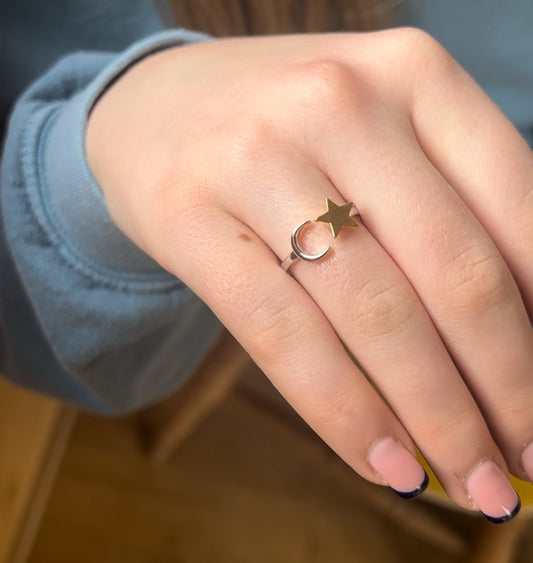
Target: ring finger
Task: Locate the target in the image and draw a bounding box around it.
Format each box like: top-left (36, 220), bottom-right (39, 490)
top-left (224, 148), bottom-right (520, 521)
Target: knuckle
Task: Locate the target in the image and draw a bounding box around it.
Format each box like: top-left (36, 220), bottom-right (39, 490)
top-left (247, 293), bottom-right (308, 364)
top-left (422, 406), bottom-right (480, 446)
top-left (444, 247), bottom-right (513, 316)
top-left (152, 175), bottom-right (214, 231)
top-left (352, 279), bottom-right (417, 338)
top-left (145, 190), bottom-right (217, 272)
top-left (392, 27), bottom-right (447, 66)
top-left (497, 397), bottom-right (530, 425)
top-left (386, 27), bottom-right (458, 91)
top-left (393, 26), bottom-right (442, 53)
top-left (285, 59), bottom-right (364, 115)
top-left (310, 386), bottom-right (355, 428)
top-left (226, 114), bottom-right (279, 168)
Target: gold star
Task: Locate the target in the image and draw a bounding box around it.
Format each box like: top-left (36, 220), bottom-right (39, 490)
top-left (315, 198), bottom-right (359, 238)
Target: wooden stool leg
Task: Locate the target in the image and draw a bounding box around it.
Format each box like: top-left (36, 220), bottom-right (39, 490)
top-left (142, 330), bottom-right (251, 464)
top-left (8, 407), bottom-right (77, 563)
top-left (464, 515), bottom-right (528, 563)
top-left (0, 375), bottom-right (77, 563)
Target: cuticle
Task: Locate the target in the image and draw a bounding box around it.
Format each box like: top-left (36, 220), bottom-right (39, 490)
top-left (462, 456), bottom-right (496, 485)
top-left (518, 440), bottom-right (533, 481)
top-left (462, 456), bottom-right (520, 515)
top-left (465, 492), bottom-right (478, 510)
top-left (462, 456), bottom-right (496, 509)
top-left (366, 436), bottom-right (390, 485)
top-left (366, 435), bottom-right (400, 486)
top-left (517, 458), bottom-right (528, 481)
top-left (366, 435), bottom-right (389, 463)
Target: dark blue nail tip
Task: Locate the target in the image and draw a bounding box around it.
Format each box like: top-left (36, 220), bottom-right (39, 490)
top-left (392, 471), bottom-right (429, 499)
top-left (482, 497), bottom-right (521, 524)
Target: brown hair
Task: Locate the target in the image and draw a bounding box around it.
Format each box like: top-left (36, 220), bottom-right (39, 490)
top-left (169, 0), bottom-right (395, 36)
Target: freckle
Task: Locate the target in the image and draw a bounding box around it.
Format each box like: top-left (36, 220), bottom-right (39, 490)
top-left (238, 233), bottom-right (252, 242)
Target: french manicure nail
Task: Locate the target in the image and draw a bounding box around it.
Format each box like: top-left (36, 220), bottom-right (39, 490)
top-left (368, 437), bottom-right (428, 499)
top-left (521, 442), bottom-right (533, 482)
top-left (465, 460), bottom-right (520, 524)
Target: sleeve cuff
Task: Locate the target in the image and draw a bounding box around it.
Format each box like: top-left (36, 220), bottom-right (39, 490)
top-left (42, 29), bottom-right (212, 277)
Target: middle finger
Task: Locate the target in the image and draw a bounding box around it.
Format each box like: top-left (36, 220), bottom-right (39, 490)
top-left (227, 146), bottom-right (519, 519)
top-left (316, 105), bottom-right (533, 487)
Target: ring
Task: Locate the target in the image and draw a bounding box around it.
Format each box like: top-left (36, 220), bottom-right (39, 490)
top-left (280, 198), bottom-right (360, 272)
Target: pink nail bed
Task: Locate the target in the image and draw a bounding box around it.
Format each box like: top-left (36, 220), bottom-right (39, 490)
top-left (368, 437), bottom-right (428, 498)
top-left (465, 460), bottom-right (520, 524)
top-left (521, 442), bottom-right (533, 482)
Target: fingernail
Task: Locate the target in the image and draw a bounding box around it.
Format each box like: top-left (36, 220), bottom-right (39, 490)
top-left (368, 437), bottom-right (428, 499)
top-left (465, 460), bottom-right (520, 524)
top-left (521, 442), bottom-right (533, 481)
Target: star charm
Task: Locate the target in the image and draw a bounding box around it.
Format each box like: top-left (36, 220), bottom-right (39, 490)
top-left (315, 198), bottom-right (359, 238)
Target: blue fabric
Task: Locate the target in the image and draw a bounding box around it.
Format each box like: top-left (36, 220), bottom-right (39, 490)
top-left (0, 0), bottom-right (164, 131)
top-left (1, 6), bottom-right (223, 414)
top-left (397, 0), bottom-right (533, 142)
top-left (0, 0), bottom-right (532, 413)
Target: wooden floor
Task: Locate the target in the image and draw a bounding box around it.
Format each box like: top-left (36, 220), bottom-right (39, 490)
top-left (25, 365), bottom-right (533, 563)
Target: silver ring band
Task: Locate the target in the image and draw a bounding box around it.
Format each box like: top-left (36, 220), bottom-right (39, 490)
top-left (281, 199), bottom-right (360, 273)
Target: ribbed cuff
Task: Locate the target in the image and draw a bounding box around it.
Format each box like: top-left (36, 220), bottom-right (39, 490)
top-left (42, 29), bottom-right (212, 276)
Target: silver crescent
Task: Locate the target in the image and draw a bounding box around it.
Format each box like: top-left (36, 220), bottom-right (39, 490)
top-left (291, 220), bottom-right (331, 262)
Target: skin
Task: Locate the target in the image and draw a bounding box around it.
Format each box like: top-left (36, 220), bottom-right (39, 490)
top-left (86, 29), bottom-right (533, 511)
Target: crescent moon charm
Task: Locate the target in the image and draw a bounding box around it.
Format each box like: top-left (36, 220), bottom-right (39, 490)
top-left (280, 200), bottom-right (358, 272)
top-left (291, 220), bottom-right (331, 262)
top-left (280, 220), bottom-right (331, 271)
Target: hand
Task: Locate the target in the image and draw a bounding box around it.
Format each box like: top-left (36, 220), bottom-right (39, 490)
top-left (86, 28), bottom-right (533, 521)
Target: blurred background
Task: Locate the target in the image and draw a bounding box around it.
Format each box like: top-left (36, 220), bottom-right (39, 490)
top-left (3, 330), bottom-right (533, 563)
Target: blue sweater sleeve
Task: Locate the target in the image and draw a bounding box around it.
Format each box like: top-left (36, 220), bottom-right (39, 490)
top-left (0, 29), bottom-right (222, 414)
